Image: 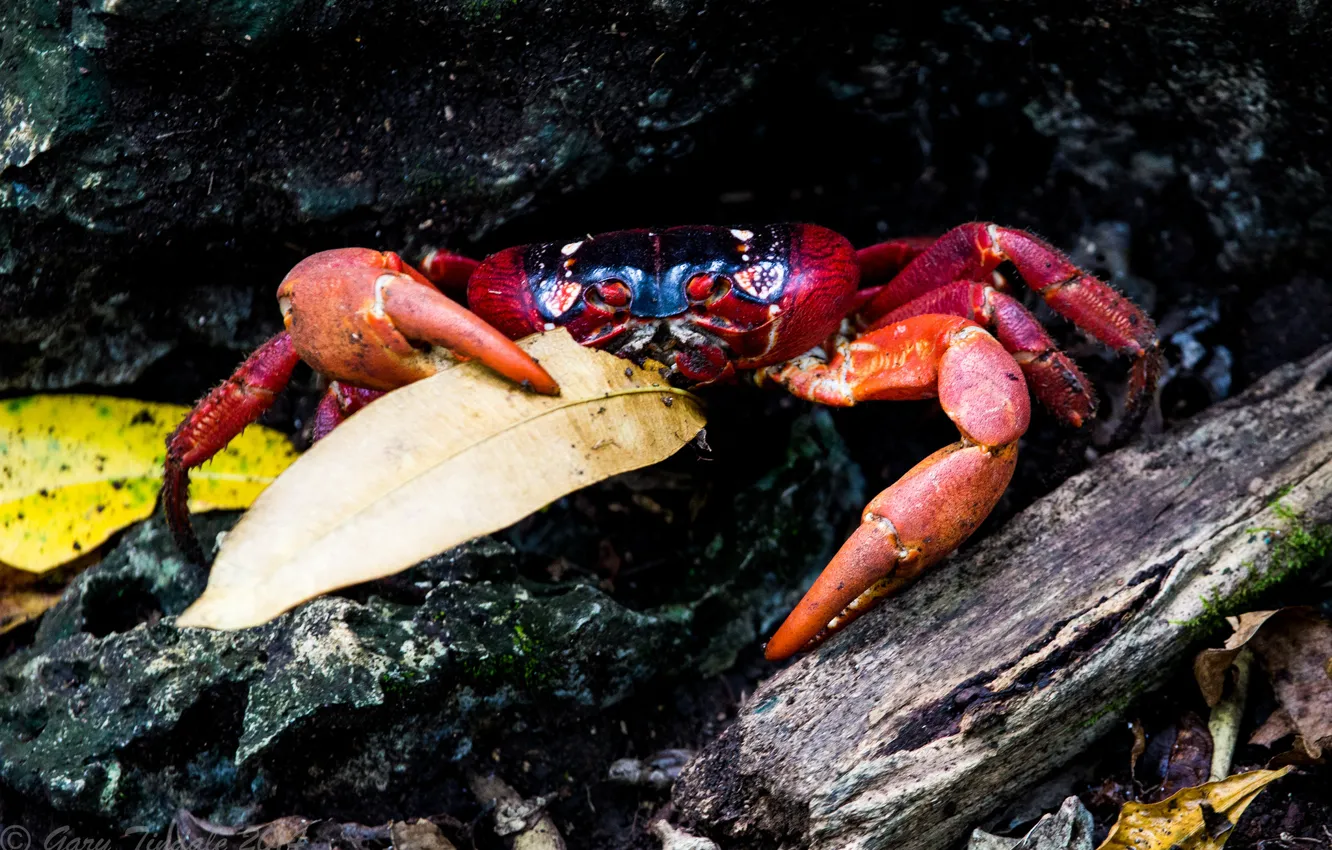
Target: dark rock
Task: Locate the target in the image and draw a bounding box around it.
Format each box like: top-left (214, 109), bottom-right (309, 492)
top-left (0, 0), bottom-right (798, 390)
top-left (0, 410), bottom-right (860, 832)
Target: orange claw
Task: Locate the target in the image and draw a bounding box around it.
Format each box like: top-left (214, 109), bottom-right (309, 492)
top-left (763, 315), bottom-right (1029, 661)
top-left (277, 248), bottom-right (560, 395)
top-left (764, 441), bottom-right (1018, 660)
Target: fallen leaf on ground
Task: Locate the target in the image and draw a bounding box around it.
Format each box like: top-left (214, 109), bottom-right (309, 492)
top-left (470, 772), bottom-right (565, 850)
top-left (175, 811), bottom-right (314, 848)
top-left (1193, 610), bottom-right (1281, 706)
top-left (391, 820), bottom-right (457, 850)
top-left (0, 395), bottom-right (297, 571)
top-left (1246, 608), bottom-right (1332, 758)
top-left (0, 586), bottom-right (61, 636)
top-left (1194, 608), bottom-right (1332, 760)
top-left (177, 330), bottom-right (706, 629)
top-left (651, 821), bottom-right (720, 850)
top-left (1249, 708), bottom-right (1296, 748)
top-left (175, 809), bottom-right (454, 850)
top-left (1155, 712), bottom-right (1213, 801)
top-left (1096, 767), bottom-right (1291, 850)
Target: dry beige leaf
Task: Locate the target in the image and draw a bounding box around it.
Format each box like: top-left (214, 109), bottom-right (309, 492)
top-left (1249, 707), bottom-right (1296, 749)
top-left (469, 772), bottom-right (566, 850)
top-left (177, 330), bottom-right (705, 629)
top-left (0, 588), bottom-right (61, 636)
top-left (1096, 767), bottom-right (1291, 850)
top-left (1193, 611), bottom-right (1281, 706)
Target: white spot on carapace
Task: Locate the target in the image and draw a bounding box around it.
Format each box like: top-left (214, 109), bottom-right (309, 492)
top-left (730, 228), bottom-right (754, 242)
top-left (741, 254), bottom-right (750, 261)
top-left (544, 322), bottom-right (556, 331)
top-left (732, 261), bottom-right (786, 299)
top-left (540, 280), bottom-right (583, 317)
top-left (561, 240), bottom-right (584, 256)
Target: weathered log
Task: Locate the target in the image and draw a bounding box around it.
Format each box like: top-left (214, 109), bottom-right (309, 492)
top-left (673, 347), bottom-right (1332, 849)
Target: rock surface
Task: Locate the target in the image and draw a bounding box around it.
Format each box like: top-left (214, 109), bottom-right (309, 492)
top-left (0, 411), bottom-right (860, 832)
top-left (0, 0), bottom-right (795, 390)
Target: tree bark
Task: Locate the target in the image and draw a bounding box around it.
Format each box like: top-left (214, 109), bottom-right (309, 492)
top-left (673, 347), bottom-right (1332, 850)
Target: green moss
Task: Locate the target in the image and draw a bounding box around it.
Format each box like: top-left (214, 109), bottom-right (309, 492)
top-left (378, 668), bottom-right (419, 697)
top-left (1184, 498), bottom-right (1332, 641)
top-left (460, 616), bottom-right (552, 690)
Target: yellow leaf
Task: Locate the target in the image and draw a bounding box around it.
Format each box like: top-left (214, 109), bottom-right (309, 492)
top-left (177, 329), bottom-right (707, 630)
top-left (0, 395), bottom-right (298, 572)
top-left (1097, 767), bottom-right (1292, 850)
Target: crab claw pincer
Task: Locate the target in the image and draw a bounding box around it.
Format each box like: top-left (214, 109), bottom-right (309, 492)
top-left (277, 248), bottom-right (560, 395)
top-left (764, 441), bottom-right (1018, 660)
top-left (761, 317), bottom-right (1030, 661)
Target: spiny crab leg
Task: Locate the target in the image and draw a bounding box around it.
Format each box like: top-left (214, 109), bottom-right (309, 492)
top-left (858, 223), bottom-right (1161, 413)
top-left (869, 280), bottom-right (1096, 427)
top-left (164, 332), bottom-right (303, 563)
top-left (761, 315), bottom-right (1030, 660)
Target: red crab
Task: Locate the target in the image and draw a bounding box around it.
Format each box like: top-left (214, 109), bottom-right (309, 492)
top-left (164, 223), bottom-right (1159, 661)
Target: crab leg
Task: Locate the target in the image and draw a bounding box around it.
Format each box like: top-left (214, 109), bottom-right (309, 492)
top-left (310, 382), bottom-right (386, 441)
top-left (762, 315), bottom-right (1029, 660)
top-left (419, 248), bottom-right (481, 295)
top-left (868, 281), bottom-right (1096, 427)
top-left (855, 236), bottom-right (939, 284)
top-left (847, 236), bottom-right (941, 314)
top-left (857, 223), bottom-right (1160, 410)
top-left (164, 332), bottom-right (302, 563)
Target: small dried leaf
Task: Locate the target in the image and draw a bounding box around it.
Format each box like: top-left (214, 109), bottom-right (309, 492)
top-left (1194, 608), bottom-right (1332, 759)
top-left (178, 330), bottom-right (706, 629)
top-left (1193, 611), bottom-right (1280, 706)
top-left (1096, 767), bottom-right (1291, 850)
top-left (1128, 721), bottom-right (1147, 779)
top-left (1247, 608), bottom-right (1332, 758)
top-left (650, 821), bottom-right (721, 850)
top-left (256, 816), bottom-right (314, 848)
top-left (1249, 708), bottom-right (1296, 748)
top-left (1157, 712), bottom-right (1213, 801)
top-left (0, 395), bottom-right (297, 572)
top-left (0, 588), bottom-right (61, 635)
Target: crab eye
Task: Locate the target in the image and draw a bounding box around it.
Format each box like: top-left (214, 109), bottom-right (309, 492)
top-left (686, 273), bottom-right (728, 302)
top-left (592, 278), bottom-right (631, 308)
